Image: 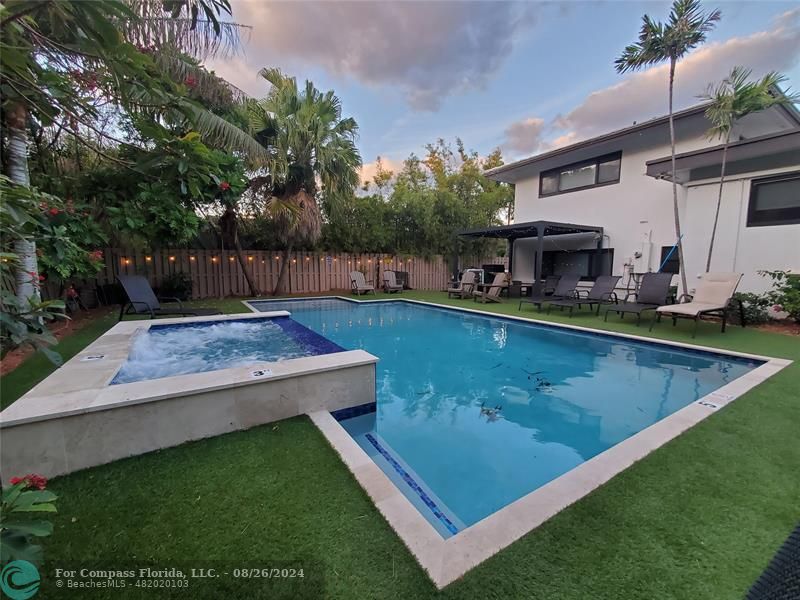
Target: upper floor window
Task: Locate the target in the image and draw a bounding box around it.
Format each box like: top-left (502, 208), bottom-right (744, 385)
top-left (539, 152), bottom-right (622, 197)
top-left (747, 171), bottom-right (800, 227)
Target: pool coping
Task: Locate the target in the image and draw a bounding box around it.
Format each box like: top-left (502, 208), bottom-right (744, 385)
top-left (247, 296), bottom-right (792, 589)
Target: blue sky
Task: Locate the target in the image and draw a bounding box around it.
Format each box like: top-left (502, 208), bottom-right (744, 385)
top-left (213, 1), bottom-right (800, 180)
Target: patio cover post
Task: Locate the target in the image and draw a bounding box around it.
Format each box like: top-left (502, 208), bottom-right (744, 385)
top-left (535, 227), bottom-right (544, 283)
top-left (507, 238), bottom-right (514, 277)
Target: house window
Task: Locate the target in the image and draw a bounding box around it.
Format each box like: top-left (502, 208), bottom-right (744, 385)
top-left (539, 152), bottom-right (622, 197)
top-left (747, 171), bottom-right (800, 227)
top-left (659, 246), bottom-right (680, 274)
top-left (541, 248), bottom-right (614, 281)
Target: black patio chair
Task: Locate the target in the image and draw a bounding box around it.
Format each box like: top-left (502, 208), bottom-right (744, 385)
top-left (603, 272), bottom-right (675, 326)
top-left (519, 274), bottom-right (580, 312)
top-left (546, 275), bottom-right (621, 316)
top-left (117, 275), bottom-right (222, 321)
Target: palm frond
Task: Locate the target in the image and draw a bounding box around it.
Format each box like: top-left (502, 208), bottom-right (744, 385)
top-left (182, 101), bottom-right (270, 167)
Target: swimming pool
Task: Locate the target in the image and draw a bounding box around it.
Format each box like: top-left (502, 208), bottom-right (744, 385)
top-left (250, 298), bottom-right (762, 538)
top-left (112, 316), bottom-right (343, 384)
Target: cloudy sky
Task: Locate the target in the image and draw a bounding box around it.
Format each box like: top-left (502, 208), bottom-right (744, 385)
top-left (211, 1), bottom-right (800, 180)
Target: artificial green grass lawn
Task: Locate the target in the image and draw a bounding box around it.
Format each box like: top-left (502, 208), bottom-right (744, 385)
top-left (4, 292), bottom-right (798, 599)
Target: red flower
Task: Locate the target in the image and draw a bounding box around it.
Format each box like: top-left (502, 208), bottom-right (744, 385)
top-left (184, 76), bottom-right (197, 88)
top-left (9, 474), bottom-right (48, 490)
top-left (219, 181), bottom-right (231, 191)
top-left (49, 207), bottom-right (60, 216)
top-left (38, 274), bottom-right (46, 282)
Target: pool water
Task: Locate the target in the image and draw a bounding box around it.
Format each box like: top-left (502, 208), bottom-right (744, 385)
top-left (251, 298), bottom-right (760, 537)
top-left (112, 316), bottom-right (342, 384)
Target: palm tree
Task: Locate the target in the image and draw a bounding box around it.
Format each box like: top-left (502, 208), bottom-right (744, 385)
top-left (700, 67), bottom-right (797, 271)
top-left (248, 69), bottom-right (362, 295)
top-left (0, 0), bottom-right (255, 307)
top-left (616, 0), bottom-right (720, 295)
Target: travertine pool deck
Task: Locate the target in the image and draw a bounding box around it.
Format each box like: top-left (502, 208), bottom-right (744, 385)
top-left (301, 297), bottom-right (792, 589)
top-left (0, 311), bottom-right (377, 477)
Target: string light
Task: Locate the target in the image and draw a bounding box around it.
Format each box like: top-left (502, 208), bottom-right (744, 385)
top-left (305, 256), bottom-right (310, 261)
top-left (145, 256), bottom-right (152, 262)
top-left (189, 256), bottom-right (195, 261)
top-left (247, 256), bottom-right (254, 261)
top-left (211, 257), bottom-right (218, 263)
top-left (292, 258), bottom-right (297, 263)
top-left (275, 255), bottom-right (280, 260)
top-left (122, 258), bottom-right (131, 265)
top-left (169, 256), bottom-right (176, 262)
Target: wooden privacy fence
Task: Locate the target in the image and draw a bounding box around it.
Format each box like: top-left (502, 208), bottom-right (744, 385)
top-left (97, 249), bottom-right (508, 299)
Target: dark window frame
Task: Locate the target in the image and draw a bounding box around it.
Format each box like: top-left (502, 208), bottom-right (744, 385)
top-left (540, 248), bottom-right (614, 282)
top-left (539, 151), bottom-right (622, 198)
top-left (746, 171), bottom-right (800, 227)
top-left (659, 246), bottom-right (680, 275)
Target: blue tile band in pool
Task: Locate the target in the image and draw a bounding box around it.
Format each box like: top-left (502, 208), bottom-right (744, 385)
top-left (270, 316), bottom-right (346, 355)
top-left (331, 402), bottom-right (377, 422)
top-left (365, 433), bottom-right (459, 535)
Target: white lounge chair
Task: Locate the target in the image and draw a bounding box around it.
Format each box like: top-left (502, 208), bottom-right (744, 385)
top-left (350, 271), bottom-right (375, 295)
top-left (383, 270), bottom-right (403, 293)
top-left (649, 272), bottom-right (742, 337)
top-left (473, 272), bottom-right (508, 304)
top-left (447, 271), bottom-right (476, 299)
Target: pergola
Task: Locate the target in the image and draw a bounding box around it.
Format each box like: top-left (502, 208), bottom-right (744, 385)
top-left (457, 220), bottom-right (604, 283)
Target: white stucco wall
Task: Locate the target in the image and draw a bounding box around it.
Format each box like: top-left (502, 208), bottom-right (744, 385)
top-left (682, 169), bottom-right (800, 293)
top-left (510, 112), bottom-right (799, 294)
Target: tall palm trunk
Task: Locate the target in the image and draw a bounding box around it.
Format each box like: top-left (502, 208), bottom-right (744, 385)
top-left (273, 246), bottom-right (292, 296)
top-left (5, 103), bottom-right (40, 307)
top-left (668, 58), bottom-right (689, 295)
top-left (219, 203), bottom-right (258, 296)
top-left (705, 131), bottom-right (730, 272)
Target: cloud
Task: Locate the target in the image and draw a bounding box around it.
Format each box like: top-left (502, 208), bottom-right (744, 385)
top-left (359, 157), bottom-right (404, 187)
top-left (217, 0), bottom-right (538, 110)
top-left (553, 8), bottom-right (800, 143)
top-left (501, 117), bottom-right (546, 154)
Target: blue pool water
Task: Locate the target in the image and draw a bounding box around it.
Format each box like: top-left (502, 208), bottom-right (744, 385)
top-left (251, 298), bottom-right (760, 537)
top-left (112, 316), bottom-right (342, 384)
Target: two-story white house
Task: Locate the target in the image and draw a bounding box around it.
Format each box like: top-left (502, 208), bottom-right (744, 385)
top-left (463, 100), bottom-right (800, 294)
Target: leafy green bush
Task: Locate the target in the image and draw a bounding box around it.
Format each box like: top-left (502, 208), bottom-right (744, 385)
top-left (730, 292), bottom-right (770, 326)
top-left (1, 475), bottom-right (58, 566)
top-left (760, 270), bottom-right (800, 323)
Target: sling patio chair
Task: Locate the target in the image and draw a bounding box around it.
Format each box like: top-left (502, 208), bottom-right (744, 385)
top-left (350, 271), bottom-right (376, 295)
top-left (519, 274), bottom-right (581, 312)
top-left (546, 275), bottom-right (621, 316)
top-left (117, 275), bottom-right (222, 321)
top-left (382, 270), bottom-right (403, 293)
top-left (473, 272), bottom-right (509, 304)
top-left (603, 272), bottom-right (675, 325)
top-left (447, 270), bottom-right (477, 299)
top-left (649, 272), bottom-right (743, 338)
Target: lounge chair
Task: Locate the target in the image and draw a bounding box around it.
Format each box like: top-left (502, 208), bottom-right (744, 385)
top-left (350, 271), bottom-right (376, 295)
top-left (519, 274), bottom-right (581, 312)
top-left (473, 272), bottom-right (508, 304)
top-left (649, 272), bottom-right (743, 337)
top-left (546, 275), bottom-right (621, 316)
top-left (603, 272), bottom-right (674, 325)
top-left (117, 275), bottom-right (222, 321)
top-left (447, 270), bottom-right (477, 299)
top-left (382, 270), bottom-right (403, 293)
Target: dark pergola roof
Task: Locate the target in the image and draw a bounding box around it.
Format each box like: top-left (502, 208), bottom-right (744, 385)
top-left (459, 220), bottom-right (602, 240)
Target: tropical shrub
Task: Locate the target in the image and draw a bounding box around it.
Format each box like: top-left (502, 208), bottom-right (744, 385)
top-left (157, 272), bottom-right (193, 301)
top-left (1, 474), bottom-right (58, 566)
top-left (730, 292), bottom-right (770, 326)
top-left (760, 270), bottom-right (800, 323)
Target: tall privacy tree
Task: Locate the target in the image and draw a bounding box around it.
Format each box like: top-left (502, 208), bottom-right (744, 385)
top-left (0, 0), bottom-right (257, 307)
top-left (700, 67), bottom-right (797, 271)
top-left (249, 68), bottom-right (362, 295)
top-left (616, 0), bottom-right (720, 294)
